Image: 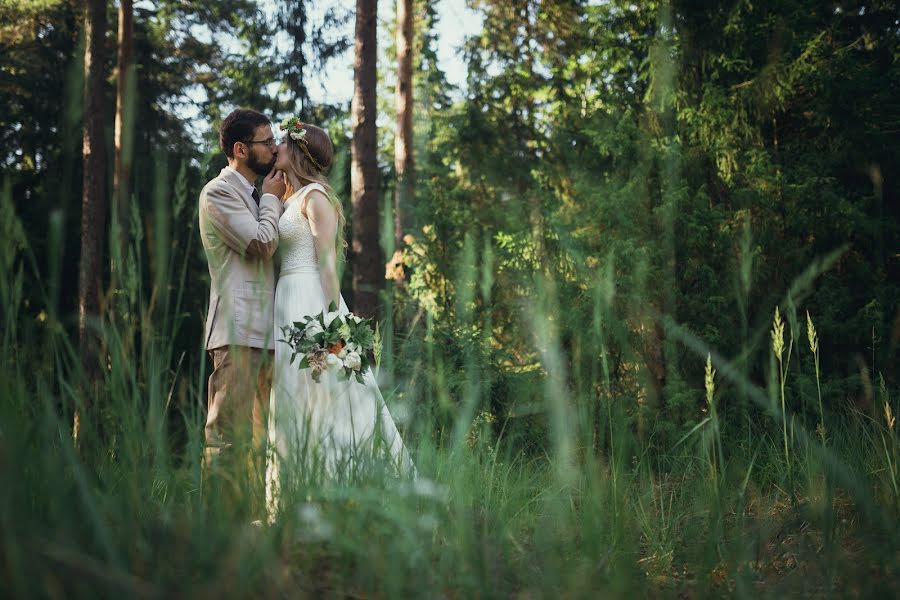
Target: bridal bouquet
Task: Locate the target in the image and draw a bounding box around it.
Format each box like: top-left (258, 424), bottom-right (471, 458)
top-left (279, 302), bottom-right (376, 384)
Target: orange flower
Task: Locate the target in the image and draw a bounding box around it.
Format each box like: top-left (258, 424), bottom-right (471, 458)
top-left (328, 341), bottom-right (345, 355)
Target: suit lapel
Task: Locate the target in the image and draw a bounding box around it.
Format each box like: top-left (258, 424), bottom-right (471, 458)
top-left (219, 167), bottom-right (258, 216)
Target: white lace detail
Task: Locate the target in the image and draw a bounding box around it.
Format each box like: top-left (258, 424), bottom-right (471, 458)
top-left (278, 183), bottom-right (326, 273)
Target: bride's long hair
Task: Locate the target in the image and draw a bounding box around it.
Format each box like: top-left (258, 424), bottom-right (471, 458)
top-left (282, 124), bottom-right (347, 255)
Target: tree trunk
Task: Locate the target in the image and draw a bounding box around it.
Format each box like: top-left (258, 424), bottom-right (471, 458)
top-left (112, 0), bottom-right (133, 289)
top-left (75, 0), bottom-right (108, 444)
top-left (351, 0), bottom-right (380, 318)
top-left (276, 1), bottom-right (309, 117)
top-left (393, 0), bottom-right (414, 249)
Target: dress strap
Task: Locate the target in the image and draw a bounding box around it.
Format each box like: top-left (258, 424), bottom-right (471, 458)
top-left (296, 183), bottom-right (326, 215)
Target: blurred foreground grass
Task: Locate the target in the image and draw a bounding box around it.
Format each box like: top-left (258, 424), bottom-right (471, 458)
top-left (2, 179), bottom-right (899, 599)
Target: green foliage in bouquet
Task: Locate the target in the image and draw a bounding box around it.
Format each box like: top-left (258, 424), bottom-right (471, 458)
top-left (279, 302), bottom-right (376, 384)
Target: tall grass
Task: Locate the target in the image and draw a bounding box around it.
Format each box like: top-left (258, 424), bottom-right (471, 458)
top-left (9, 163), bottom-right (898, 596)
top-left (3, 160), bottom-right (900, 598)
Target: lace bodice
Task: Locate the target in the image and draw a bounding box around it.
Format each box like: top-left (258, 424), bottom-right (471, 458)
top-left (278, 184), bottom-right (324, 272)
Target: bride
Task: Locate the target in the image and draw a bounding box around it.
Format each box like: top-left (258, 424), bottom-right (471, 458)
top-left (266, 117), bottom-right (414, 509)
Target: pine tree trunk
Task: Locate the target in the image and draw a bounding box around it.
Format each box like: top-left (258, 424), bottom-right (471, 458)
top-left (75, 0), bottom-right (108, 444)
top-left (112, 0), bottom-right (133, 289)
top-left (394, 0), bottom-right (414, 249)
top-left (351, 0), bottom-right (380, 318)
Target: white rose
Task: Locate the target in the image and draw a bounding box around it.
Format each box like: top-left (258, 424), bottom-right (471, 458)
top-left (343, 352), bottom-right (362, 371)
top-left (323, 310), bottom-right (340, 327)
top-left (304, 321), bottom-right (324, 339)
top-left (325, 353), bottom-right (343, 372)
top-left (338, 347), bottom-right (348, 359)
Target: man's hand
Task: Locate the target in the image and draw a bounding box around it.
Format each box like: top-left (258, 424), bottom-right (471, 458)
top-left (262, 168), bottom-right (287, 199)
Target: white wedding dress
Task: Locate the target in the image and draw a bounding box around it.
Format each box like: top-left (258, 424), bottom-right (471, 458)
top-left (266, 184), bottom-right (414, 508)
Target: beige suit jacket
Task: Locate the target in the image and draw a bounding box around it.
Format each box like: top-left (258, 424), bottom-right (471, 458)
top-left (199, 167), bottom-right (285, 350)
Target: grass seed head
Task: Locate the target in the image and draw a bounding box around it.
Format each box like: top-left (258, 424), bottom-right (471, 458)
top-left (771, 306), bottom-right (785, 359)
top-left (705, 353), bottom-right (716, 407)
top-left (373, 322), bottom-right (382, 367)
top-left (806, 310), bottom-right (818, 355)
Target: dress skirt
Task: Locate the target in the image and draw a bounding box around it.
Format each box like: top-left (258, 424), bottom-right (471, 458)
top-left (266, 267), bottom-right (415, 511)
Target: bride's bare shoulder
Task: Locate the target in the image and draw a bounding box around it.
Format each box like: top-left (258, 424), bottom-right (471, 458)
top-left (304, 188), bottom-right (334, 217)
top-left (303, 185), bottom-right (334, 215)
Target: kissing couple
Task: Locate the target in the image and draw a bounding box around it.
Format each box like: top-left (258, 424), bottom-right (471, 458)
top-left (197, 108), bottom-right (415, 518)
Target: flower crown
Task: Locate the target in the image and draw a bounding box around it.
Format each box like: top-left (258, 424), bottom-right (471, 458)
top-left (280, 116), bottom-right (324, 172)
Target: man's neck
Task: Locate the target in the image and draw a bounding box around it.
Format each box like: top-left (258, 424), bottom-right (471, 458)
top-left (227, 161), bottom-right (257, 186)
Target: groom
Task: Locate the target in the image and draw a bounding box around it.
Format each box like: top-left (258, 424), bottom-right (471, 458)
top-left (198, 108), bottom-right (285, 510)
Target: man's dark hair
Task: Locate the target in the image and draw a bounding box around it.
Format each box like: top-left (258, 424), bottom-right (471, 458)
top-left (220, 109), bottom-right (271, 158)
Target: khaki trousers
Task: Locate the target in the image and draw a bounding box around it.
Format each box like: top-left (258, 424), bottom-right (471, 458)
top-left (203, 345), bottom-right (272, 515)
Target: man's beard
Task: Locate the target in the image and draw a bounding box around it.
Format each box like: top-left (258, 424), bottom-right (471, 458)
top-left (247, 153), bottom-right (275, 177)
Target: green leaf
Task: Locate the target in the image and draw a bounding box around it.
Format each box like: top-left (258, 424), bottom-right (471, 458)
top-left (674, 418), bottom-right (711, 449)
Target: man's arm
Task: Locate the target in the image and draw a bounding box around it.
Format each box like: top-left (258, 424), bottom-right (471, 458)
top-left (204, 181), bottom-right (284, 260)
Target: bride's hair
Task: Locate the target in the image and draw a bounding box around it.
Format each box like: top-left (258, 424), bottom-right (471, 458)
top-left (282, 123), bottom-right (347, 255)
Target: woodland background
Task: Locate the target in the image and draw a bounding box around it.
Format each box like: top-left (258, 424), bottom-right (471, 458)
top-left (1, 0), bottom-right (899, 597)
